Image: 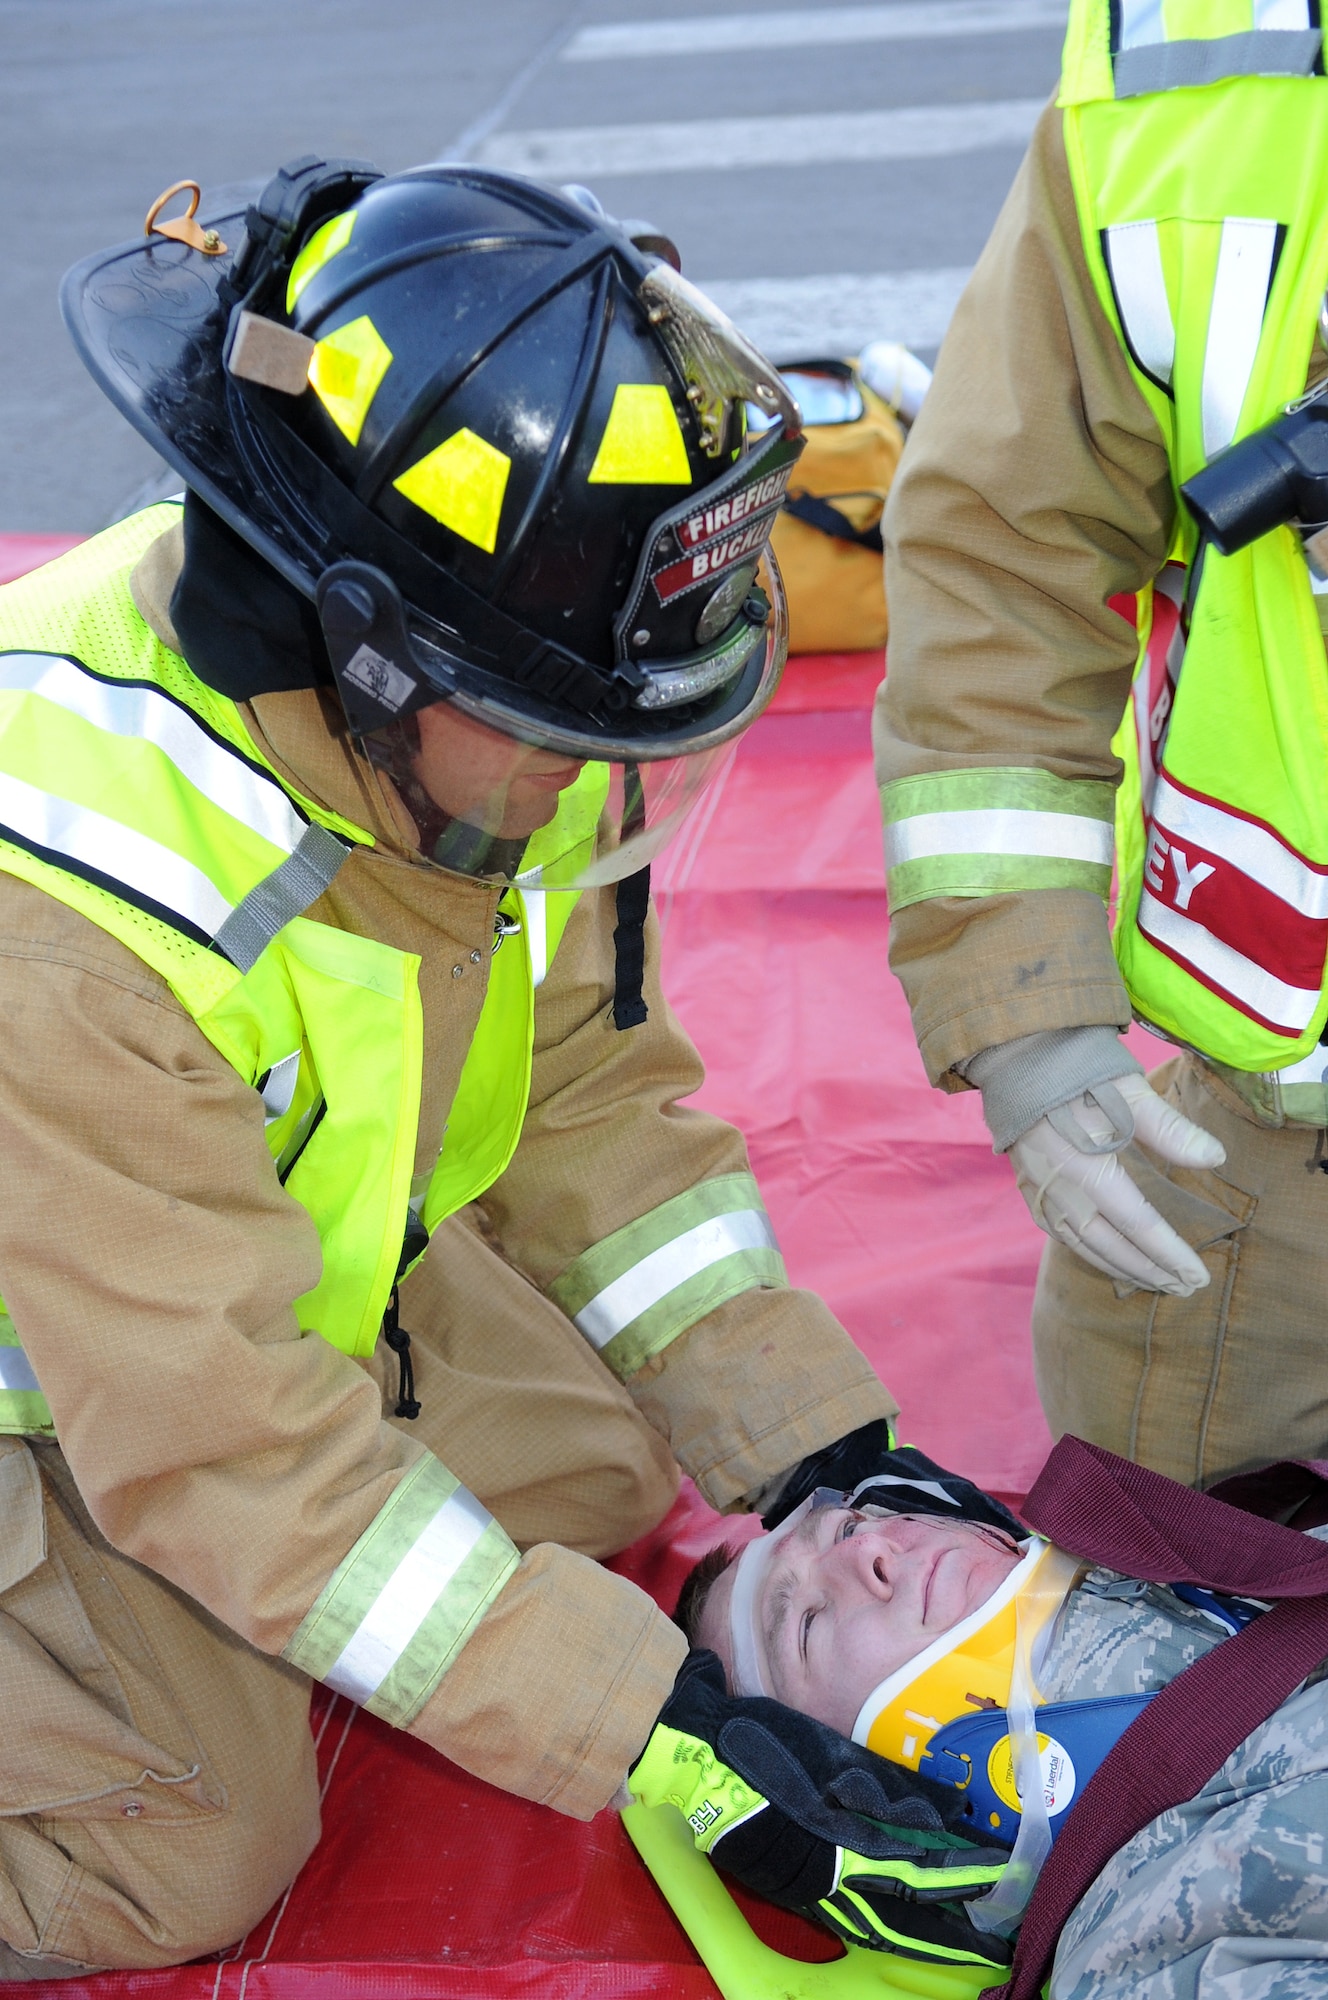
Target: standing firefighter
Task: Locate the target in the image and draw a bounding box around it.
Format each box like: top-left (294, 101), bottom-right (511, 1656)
top-left (878, 0), bottom-right (1328, 1488)
top-left (0, 159), bottom-right (900, 1974)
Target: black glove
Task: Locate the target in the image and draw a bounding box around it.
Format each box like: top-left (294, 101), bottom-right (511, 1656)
top-left (629, 1650), bottom-right (1012, 1968)
top-left (763, 1425), bottom-right (1024, 1544)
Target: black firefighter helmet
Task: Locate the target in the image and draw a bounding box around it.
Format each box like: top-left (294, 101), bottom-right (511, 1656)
top-left (61, 156), bottom-right (804, 889)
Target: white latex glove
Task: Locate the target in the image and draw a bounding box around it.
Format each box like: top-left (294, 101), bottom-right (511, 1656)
top-left (1009, 1072), bottom-right (1226, 1295)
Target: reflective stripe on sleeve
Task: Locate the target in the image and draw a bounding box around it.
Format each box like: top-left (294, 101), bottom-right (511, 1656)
top-left (548, 1171), bottom-right (788, 1380)
top-left (575, 1210), bottom-right (777, 1349)
top-left (1104, 221), bottom-right (1175, 393)
top-left (283, 1456), bottom-right (518, 1728)
top-left (881, 769), bottom-right (1115, 911)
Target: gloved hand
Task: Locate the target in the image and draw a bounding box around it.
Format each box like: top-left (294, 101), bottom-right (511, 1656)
top-left (964, 1027), bottom-right (1225, 1297)
top-left (629, 1650), bottom-right (1012, 1969)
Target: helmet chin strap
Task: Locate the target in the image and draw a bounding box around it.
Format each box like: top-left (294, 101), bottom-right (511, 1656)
top-left (316, 562), bottom-right (445, 741)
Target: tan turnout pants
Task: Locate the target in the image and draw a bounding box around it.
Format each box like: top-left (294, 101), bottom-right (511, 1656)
top-left (0, 1212), bottom-right (678, 1979)
top-left (1034, 1052), bottom-right (1328, 1487)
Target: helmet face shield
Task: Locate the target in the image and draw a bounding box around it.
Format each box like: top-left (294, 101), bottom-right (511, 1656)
top-left (363, 712), bottom-right (741, 889)
top-left (561, 743), bottom-right (740, 889)
top-left (360, 580), bottom-right (784, 886)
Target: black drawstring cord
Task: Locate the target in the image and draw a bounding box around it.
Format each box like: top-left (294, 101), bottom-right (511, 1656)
top-left (382, 1285), bottom-right (421, 1419)
top-left (612, 864), bottom-right (651, 1030)
top-left (612, 763), bottom-right (650, 1032)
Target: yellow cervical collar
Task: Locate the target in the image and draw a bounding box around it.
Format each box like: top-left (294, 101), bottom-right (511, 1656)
top-left (852, 1539), bottom-right (1082, 1772)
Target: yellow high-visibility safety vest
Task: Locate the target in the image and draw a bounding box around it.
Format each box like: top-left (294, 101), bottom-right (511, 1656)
top-left (0, 506), bottom-right (790, 1724)
top-left (0, 506), bottom-right (586, 1433)
top-left (882, 1), bottom-right (1328, 1107)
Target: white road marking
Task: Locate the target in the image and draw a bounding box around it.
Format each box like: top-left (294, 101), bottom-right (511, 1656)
top-left (696, 268), bottom-right (973, 357)
top-left (563, 2), bottom-right (1068, 61)
top-left (477, 99), bottom-right (1044, 178)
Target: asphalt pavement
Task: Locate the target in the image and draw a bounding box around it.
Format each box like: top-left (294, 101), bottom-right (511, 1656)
top-left (1, 0), bottom-right (1066, 531)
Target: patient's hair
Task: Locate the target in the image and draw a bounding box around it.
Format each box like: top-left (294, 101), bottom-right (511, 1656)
top-left (673, 1541), bottom-right (739, 1646)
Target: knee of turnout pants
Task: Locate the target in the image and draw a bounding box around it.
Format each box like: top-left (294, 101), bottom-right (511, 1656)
top-left (0, 1439), bottom-right (319, 1977)
top-left (385, 1206), bottom-right (680, 1558)
top-left (1033, 1051), bottom-right (1328, 1486)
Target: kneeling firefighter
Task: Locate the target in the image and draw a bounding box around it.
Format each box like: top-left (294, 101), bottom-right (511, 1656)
top-left (0, 158), bottom-right (913, 1974)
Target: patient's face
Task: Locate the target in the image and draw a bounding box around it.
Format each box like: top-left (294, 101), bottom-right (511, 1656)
top-left (696, 1508), bottom-right (1022, 1737)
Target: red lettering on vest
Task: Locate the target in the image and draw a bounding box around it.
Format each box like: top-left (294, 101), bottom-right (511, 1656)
top-left (1135, 775), bottom-right (1328, 1033)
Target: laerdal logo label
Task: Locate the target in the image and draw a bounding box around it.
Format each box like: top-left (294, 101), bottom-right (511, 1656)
top-left (988, 1733), bottom-right (1077, 1819)
top-left (677, 463), bottom-right (794, 551)
top-left (653, 510), bottom-right (776, 604)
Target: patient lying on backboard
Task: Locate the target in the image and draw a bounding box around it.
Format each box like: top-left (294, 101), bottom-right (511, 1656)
top-left (670, 1449), bottom-right (1328, 2000)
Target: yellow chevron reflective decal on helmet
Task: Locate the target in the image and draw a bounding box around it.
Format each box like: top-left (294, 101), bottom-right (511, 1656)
top-left (392, 427), bottom-right (512, 552)
top-left (286, 209), bottom-right (356, 313)
top-left (588, 383), bottom-right (692, 485)
top-left (308, 314), bottom-right (392, 446)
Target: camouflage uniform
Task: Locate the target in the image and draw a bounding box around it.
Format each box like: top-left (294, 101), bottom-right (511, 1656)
top-left (1035, 1560), bottom-right (1328, 1998)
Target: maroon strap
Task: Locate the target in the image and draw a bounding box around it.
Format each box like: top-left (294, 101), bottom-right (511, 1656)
top-left (981, 1437), bottom-right (1328, 2000)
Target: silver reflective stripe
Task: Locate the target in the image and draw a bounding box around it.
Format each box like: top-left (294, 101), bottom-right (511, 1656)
top-left (0, 654), bottom-right (307, 853)
top-left (1273, 1045), bottom-right (1328, 1085)
top-left (0, 1344), bottom-right (40, 1394)
top-left (1115, 28), bottom-right (1320, 95)
top-left (1117, 0), bottom-right (1165, 48)
top-left (1105, 221), bottom-right (1175, 391)
top-left (0, 767), bottom-right (231, 935)
top-left (322, 1487), bottom-right (494, 1705)
top-left (884, 808), bottom-right (1114, 869)
top-left (1138, 889), bottom-right (1320, 1031)
top-left (1152, 775), bottom-right (1328, 918)
top-left (574, 1208), bottom-right (778, 1352)
top-left (1202, 217), bottom-right (1279, 459)
top-left (260, 1050), bottom-right (302, 1124)
top-left (1256, 0), bottom-right (1315, 27)
top-left (522, 887), bottom-right (548, 988)
top-left (211, 822), bottom-right (349, 973)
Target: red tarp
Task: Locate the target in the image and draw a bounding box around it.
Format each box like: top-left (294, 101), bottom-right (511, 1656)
top-left (0, 533), bottom-right (1076, 1994)
top-left (0, 533), bottom-right (83, 586)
